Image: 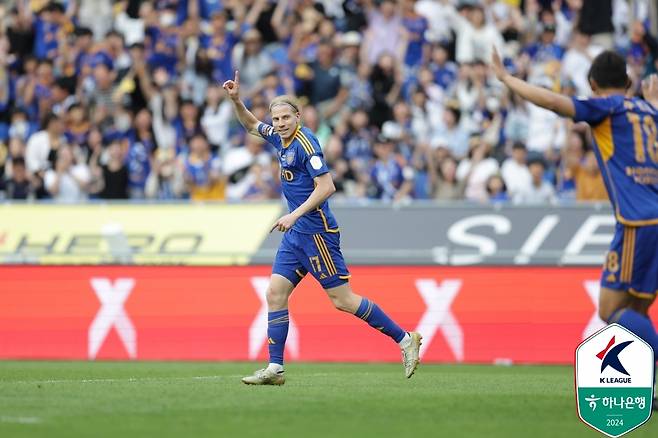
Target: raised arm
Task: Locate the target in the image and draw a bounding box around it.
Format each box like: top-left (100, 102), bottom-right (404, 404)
top-left (491, 47), bottom-right (575, 118)
top-left (222, 70), bottom-right (261, 135)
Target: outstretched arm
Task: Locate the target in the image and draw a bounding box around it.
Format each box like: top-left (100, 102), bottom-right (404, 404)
top-left (222, 70), bottom-right (261, 135)
top-left (491, 47), bottom-right (575, 118)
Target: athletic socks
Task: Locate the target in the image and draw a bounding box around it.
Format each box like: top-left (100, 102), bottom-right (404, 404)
top-left (610, 308), bottom-right (658, 359)
top-left (354, 297), bottom-right (406, 343)
top-left (267, 309), bottom-right (289, 366)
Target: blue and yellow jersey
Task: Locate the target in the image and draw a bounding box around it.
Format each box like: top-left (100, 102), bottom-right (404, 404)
top-left (572, 95), bottom-right (658, 225)
top-left (256, 123), bottom-right (339, 234)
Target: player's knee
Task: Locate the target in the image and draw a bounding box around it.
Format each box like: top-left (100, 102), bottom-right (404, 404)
top-left (598, 305), bottom-right (613, 322)
top-left (266, 287), bottom-right (287, 309)
top-left (330, 296), bottom-right (353, 313)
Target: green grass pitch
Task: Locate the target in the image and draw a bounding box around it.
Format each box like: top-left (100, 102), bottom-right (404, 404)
top-left (0, 361), bottom-right (655, 438)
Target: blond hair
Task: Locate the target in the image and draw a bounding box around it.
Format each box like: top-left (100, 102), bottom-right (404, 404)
top-left (269, 95), bottom-right (301, 114)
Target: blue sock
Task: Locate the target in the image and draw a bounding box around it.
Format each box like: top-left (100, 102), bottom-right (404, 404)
top-left (611, 308), bottom-right (658, 392)
top-left (610, 309), bottom-right (658, 360)
top-left (354, 297), bottom-right (405, 343)
top-left (267, 309), bottom-right (289, 366)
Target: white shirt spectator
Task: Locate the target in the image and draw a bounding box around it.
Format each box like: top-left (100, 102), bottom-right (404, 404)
top-left (456, 156), bottom-right (499, 202)
top-left (526, 102), bottom-right (566, 153)
top-left (444, 7), bottom-right (504, 63)
top-left (415, 0), bottom-right (456, 43)
top-left (201, 100), bottom-right (233, 150)
top-left (223, 146), bottom-right (271, 200)
top-left (44, 165), bottom-right (91, 202)
top-left (501, 158), bottom-right (532, 197)
top-left (25, 131), bottom-right (53, 173)
top-left (513, 181), bottom-right (557, 205)
top-left (561, 44), bottom-right (604, 97)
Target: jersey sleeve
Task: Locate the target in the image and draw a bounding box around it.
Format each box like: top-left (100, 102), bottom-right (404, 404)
top-left (256, 122), bottom-right (282, 148)
top-left (298, 130), bottom-right (329, 178)
top-left (571, 96), bottom-right (617, 125)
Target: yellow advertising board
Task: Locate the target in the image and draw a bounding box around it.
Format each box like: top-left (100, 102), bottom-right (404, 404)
top-left (0, 203), bottom-right (282, 265)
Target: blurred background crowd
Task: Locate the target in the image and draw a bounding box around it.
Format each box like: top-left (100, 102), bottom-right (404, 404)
top-left (0, 0), bottom-right (657, 204)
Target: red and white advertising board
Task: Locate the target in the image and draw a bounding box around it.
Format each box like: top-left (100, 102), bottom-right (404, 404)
top-left (1, 266), bottom-right (656, 364)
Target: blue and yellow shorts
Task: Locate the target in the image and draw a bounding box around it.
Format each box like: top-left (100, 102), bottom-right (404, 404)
top-left (601, 223), bottom-right (658, 299)
top-left (272, 228), bottom-right (351, 289)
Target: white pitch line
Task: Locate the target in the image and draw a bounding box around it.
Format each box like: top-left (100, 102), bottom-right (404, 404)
top-left (0, 416), bottom-right (42, 424)
top-left (3, 372), bottom-right (333, 385)
top-left (3, 375), bottom-right (244, 385)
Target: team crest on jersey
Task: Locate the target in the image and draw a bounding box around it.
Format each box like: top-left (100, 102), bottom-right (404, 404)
top-left (284, 150), bottom-right (296, 165)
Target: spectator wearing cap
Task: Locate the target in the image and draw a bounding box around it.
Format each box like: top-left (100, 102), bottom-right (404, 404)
top-left (512, 157), bottom-right (557, 205)
top-left (501, 142), bottom-right (531, 198)
top-left (368, 134), bottom-right (414, 202)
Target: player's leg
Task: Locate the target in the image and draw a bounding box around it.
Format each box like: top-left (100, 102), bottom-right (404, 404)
top-left (324, 282), bottom-right (422, 378)
top-left (599, 224), bottom-right (658, 408)
top-left (265, 274), bottom-right (297, 369)
top-left (599, 224), bottom-right (658, 357)
top-left (242, 234), bottom-right (307, 386)
top-left (303, 231), bottom-right (422, 378)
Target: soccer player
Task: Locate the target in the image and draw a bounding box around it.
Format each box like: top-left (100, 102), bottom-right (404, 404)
top-left (222, 71), bottom-right (422, 385)
top-left (491, 49), bottom-right (658, 410)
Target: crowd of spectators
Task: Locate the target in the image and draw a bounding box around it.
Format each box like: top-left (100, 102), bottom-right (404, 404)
top-left (0, 0), bottom-right (657, 204)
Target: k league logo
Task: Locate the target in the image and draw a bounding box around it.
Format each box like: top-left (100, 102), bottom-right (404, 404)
top-left (576, 324), bottom-right (654, 437)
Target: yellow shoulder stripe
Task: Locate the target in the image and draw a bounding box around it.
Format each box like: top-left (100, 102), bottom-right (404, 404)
top-left (295, 132), bottom-right (317, 155)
